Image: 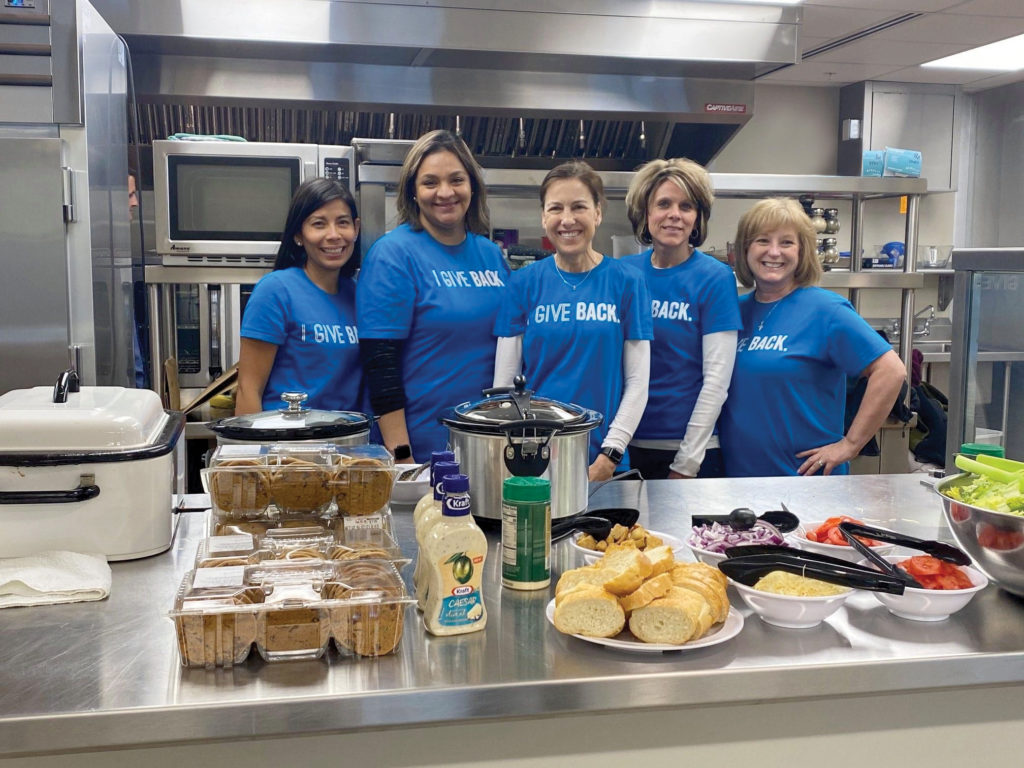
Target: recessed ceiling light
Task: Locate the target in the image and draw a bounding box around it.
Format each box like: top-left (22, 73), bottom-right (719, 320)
top-left (922, 33), bottom-right (1024, 71)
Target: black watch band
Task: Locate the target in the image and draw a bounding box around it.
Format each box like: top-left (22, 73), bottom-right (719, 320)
top-left (392, 444), bottom-right (412, 460)
top-left (600, 446), bottom-right (624, 465)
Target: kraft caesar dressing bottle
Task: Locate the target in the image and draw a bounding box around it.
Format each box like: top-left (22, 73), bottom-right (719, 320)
top-left (414, 459), bottom-right (459, 611)
top-left (422, 473), bottom-right (487, 636)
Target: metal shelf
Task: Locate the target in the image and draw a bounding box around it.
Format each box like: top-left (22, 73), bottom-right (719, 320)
top-left (820, 271), bottom-right (924, 290)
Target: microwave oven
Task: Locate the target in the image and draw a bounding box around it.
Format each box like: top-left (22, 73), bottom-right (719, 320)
top-left (153, 141), bottom-right (355, 265)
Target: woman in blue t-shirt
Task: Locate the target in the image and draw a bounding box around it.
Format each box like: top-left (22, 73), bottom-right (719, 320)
top-left (235, 178), bottom-right (363, 415)
top-left (356, 130), bottom-right (509, 463)
top-left (494, 161), bottom-right (653, 482)
top-left (718, 197), bottom-right (906, 477)
top-left (622, 159), bottom-right (741, 480)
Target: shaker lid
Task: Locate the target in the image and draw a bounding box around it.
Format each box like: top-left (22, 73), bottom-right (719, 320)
top-left (209, 391), bottom-right (370, 441)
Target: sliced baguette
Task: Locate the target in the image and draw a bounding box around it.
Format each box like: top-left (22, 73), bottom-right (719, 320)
top-left (665, 586), bottom-right (715, 637)
top-left (555, 566), bottom-right (616, 598)
top-left (618, 572), bottom-right (673, 613)
top-left (628, 591), bottom-right (702, 644)
top-left (671, 575), bottom-right (727, 624)
top-left (553, 583), bottom-right (625, 638)
top-left (644, 545), bottom-right (676, 577)
top-left (598, 546), bottom-right (653, 596)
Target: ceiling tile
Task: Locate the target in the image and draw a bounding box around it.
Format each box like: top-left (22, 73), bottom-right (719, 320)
top-left (801, 0), bottom-right (964, 12)
top-left (943, 0), bottom-right (1024, 17)
top-left (873, 13), bottom-right (1024, 44)
top-left (799, 5), bottom-right (900, 38)
top-left (758, 59), bottom-right (899, 86)
top-left (809, 36), bottom-right (971, 66)
top-left (873, 64), bottom-right (1000, 84)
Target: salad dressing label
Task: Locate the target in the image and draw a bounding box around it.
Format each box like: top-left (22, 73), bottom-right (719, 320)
top-left (434, 549), bottom-right (486, 627)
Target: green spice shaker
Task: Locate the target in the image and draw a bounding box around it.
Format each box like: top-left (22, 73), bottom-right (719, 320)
top-left (501, 477), bottom-right (551, 590)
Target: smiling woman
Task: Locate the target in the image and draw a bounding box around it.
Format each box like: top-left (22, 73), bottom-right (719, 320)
top-left (356, 130), bottom-right (510, 462)
top-left (718, 197), bottom-right (906, 478)
top-left (493, 161), bottom-right (654, 482)
top-left (235, 178), bottom-right (364, 416)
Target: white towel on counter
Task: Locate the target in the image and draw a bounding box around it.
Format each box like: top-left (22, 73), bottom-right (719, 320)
top-left (0, 550), bottom-right (111, 609)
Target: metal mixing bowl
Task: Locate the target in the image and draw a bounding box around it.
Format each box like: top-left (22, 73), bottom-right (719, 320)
top-left (935, 473), bottom-right (1024, 596)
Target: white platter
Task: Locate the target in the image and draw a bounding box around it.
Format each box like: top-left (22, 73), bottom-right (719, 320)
top-left (546, 599), bottom-right (744, 653)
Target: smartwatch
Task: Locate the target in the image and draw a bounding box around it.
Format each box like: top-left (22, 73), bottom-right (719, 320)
top-left (600, 446), bottom-right (624, 466)
top-left (392, 444), bottom-right (413, 461)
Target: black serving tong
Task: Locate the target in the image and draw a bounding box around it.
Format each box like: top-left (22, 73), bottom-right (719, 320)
top-left (837, 521), bottom-right (970, 590)
top-left (691, 506), bottom-right (800, 534)
top-left (718, 551), bottom-right (907, 595)
top-left (551, 506), bottom-right (640, 543)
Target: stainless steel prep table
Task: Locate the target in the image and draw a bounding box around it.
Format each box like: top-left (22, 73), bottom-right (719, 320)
top-left (3, 474), bottom-right (1024, 760)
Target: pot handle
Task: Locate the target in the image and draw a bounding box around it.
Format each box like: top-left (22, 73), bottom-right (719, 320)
top-left (0, 474), bottom-right (100, 505)
top-left (498, 418), bottom-right (562, 477)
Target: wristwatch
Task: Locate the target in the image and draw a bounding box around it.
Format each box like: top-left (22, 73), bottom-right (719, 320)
top-left (392, 444), bottom-right (413, 461)
top-left (600, 446), bottom-right (623, 466)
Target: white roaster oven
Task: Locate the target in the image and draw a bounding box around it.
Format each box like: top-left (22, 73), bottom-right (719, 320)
top-left (0, 371), bottom-right (185, 560)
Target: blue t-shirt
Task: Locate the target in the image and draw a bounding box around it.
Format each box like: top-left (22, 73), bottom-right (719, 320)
top-left (356, 224), bottom-right (510, 460)
top-left (621, 249), bottom-right (741, 440)
top-left (241, 267), bottom-right (363, 412)
top-left (718, 286), bottom-right (892, 477)
top-left (494, 256), bottom-right (653, 462)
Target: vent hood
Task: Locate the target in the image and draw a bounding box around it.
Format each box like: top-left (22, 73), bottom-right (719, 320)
top-left (95, 0), bottom-right (801, 167)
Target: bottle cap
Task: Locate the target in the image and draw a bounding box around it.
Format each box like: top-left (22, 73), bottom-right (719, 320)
top-left (432, 461), bottom-right (459, 499)
top-left (502, 476), bottom-right (550, 503)
top-left (442, 473), bottom-right (471, 516)
top-left (441, 473), bottom-right (469, 494)
top-left (959, 443), bottom-right (1004, 458)
top-left (431, 450), bottom-right (456, 466)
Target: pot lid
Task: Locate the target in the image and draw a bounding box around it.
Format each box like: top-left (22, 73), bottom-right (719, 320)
top-left (210, 392), bottom-right (370, 441)
top-left (0, 384), bottom-right (169, 452)
top-left (440, 377), bottom-right (602, 435)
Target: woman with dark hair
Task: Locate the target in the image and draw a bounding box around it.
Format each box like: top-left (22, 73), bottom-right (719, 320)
top-left (718, 197), bottom-right (905, 477)
top-left (621, 158), bottom-right (741, 479)
top-left (494, 160), bottom-right (653, 481)
top-left (357, 129), bottom-right (510, 462)
top-left (235, 177), bottom-right (362, 415)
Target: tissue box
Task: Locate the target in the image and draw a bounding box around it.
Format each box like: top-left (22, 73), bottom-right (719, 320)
top-left (883, 147), bottom-right (922, 178)
top-left (862, 150), bottom-right (884, 177)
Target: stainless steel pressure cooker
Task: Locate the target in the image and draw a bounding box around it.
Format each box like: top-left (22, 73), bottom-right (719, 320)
top-left (439, 377), bottom-right (602, 522)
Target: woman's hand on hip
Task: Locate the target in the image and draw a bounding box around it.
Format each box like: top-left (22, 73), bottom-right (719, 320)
top-left (796, 437), bottom-right (858, 476)
top-left (588, 454), bottom-right (616, 482)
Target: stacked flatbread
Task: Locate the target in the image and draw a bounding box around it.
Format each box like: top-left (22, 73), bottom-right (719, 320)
top-left (553, 544), bottom-right (729, 645)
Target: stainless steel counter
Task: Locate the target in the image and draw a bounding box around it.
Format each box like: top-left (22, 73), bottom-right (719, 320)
top-left (3, 474), bottom-right (1024, 758)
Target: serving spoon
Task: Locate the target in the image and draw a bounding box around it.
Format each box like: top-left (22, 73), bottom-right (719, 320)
top-left (691, 507), bottom-right (799, 534)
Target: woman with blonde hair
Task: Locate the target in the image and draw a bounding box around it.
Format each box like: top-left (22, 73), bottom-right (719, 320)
top-left (494, 161), bottom-right (653, 481)
top-left (718, 197), bottom-right (905, 477)
top-left (621, 158), bottom-right (741, 479)
top-left (357, 129), bottom-right (510, 462)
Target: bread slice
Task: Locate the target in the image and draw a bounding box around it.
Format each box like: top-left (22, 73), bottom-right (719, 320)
top-left (678, 561), bottom-right (729, 590)
top-left (629, 591), bottom-right (702, 644)
top-left (553, 583), bottom-right (625, 638)
top-left (671, 574), bottom-right (727, 624)
top-left (555, 566), bottom-right (615, 598)
top-left (644, 545), bottom-right (676, 577)
top-left (665, 586), bottom-right (715, 636)
top-left (618, 572), bottom-right (673, 613)
top-left (598, 546), bottom-right (653, 596)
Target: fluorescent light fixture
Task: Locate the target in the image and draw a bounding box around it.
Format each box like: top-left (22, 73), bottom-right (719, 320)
top-left (922, 33), bottom-right (1024, 71)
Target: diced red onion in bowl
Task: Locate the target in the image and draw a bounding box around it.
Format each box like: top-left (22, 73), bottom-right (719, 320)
top-left (687, 521), bottom-right (786, 553)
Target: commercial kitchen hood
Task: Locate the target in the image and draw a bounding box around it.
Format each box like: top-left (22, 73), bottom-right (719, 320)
top-left (94, 0), bottom-right (801, 167)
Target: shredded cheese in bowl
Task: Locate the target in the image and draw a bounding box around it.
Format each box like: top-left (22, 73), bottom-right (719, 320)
top-left (753, 570), bottom-right (850, 597)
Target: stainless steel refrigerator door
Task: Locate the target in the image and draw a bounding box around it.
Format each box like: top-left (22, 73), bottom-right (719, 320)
top-left (0, 137), bottom-right (73, 394)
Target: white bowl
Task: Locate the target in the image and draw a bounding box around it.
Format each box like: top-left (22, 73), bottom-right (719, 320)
top-left (732, 579), bottom-right (852, 629)
top-left (797, 520), bottom-right (895, 564)
top-left (572, 529), bottom-right (685, 564)
top-left (390, 465), bottom-right (431, 506)
top-left (866, 555), bottom-right (988, 622)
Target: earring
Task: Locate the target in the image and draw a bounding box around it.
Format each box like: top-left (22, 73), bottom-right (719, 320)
top-left (295, 238), bottom-right (302, 246)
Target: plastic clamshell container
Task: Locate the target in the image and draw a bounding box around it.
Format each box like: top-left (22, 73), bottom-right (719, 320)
top-left (202, 443), bottom-right (398, 522)
top-left (170, 559), bottom-right (413, 668)
top-left (196, 523), bottom-right (408, 569)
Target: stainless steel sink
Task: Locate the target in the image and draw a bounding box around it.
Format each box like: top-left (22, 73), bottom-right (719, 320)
top-left (913, 340), bottom-right (952, 353)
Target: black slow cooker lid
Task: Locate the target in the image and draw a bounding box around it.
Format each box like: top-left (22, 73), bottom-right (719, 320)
top-left (440, 382), bottom-right (602, 436)
top-left (210, 392), bottom-right (370, 441)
